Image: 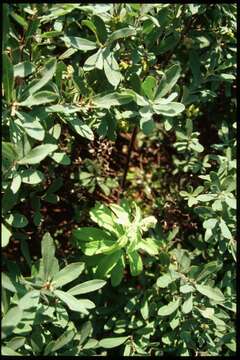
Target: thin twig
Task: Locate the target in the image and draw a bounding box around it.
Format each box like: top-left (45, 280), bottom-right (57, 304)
top-left (120, 125), bottom-right (138, 195)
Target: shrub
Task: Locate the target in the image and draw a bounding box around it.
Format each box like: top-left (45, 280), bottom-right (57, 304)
top-left (2, 3), bottom-right (236, 356)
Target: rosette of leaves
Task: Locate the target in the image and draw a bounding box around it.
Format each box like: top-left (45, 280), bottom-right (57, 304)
top-left (127, 64), bottom-right (185, 134)
top-left (173, 118), bottom-right (204, 153)
top-left (72, 200), bottom-right (158, 286)
top-left (2, 232), bottom-right (106, 355)
top-left (91, 64), bottom-right (185, 136)
top-left (61, 15), bottom-right (136, 88)
top-left (79, 159), bottom-right (118, 196)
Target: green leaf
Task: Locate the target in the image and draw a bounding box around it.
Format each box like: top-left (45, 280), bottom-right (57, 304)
top-left (16, 111), bottom-right (45, 141)
top-left (196, 261), bottom-right (223, 282)
top-left (138, 238), bottom-right (159, 255)
top-left (79, 321), bottom-right (92, 345)
top-left (179, 284), bottom-right (195, 294)
top-left (155, 64), bottom-right (181, 99)
top-left (225, 197), bottom-right (236, 209)
top-left (90, 203), bottom-right (122, 236)
top-left (156, 271), bottom-right (181, 288)
top-left (2, 223), bottom-right (12, 247)
top-left (3, 52), bottom-right (14, 104)
top-left (2, 306), bottom-right (23, 339)
top-left (195, 284), bottom-right (225, 302)
top-left (13, 61), bottom-right (35, 78)
top-left (62, 36), bottom-right (97, 51)
top-left (5, 336), bottom-right (25, 351)
top-left (66, 116), bottom-right (94, 140)
top-left (21, 169), bottom-right (45, 184)
top-left (6, 212), bottom-right (28, 228)
top-left (18, 290), bottom-right (40, 310)
top-left (53, 262), bottom-right (85, 288)
top-left (140, 117), bottom-right (156, 135)
top-left (107, 27), bottom-right (136, 44)
top-left (196, 194), bottom-right (217, 202)
top-left (68, 279), bottom-right (106, 295)
top-left (41, 232), bottom-right (56, 281)
top-left (203, 218), bottom-right (218, 229)
top-left (110, 256), bottom-right (125, 287)
top-left (2, 142), bottom-right (18, 175)
top-left (18, 91), bottom-right (58, 107)
top-left (17, 144), bottom-right (58, 165)
top-left (82, 19), bottom-right (97, 37)
top-left (92, 15), bottom-right (108, 44)
top-left (219, 219), bottom-right (232, 240)
top-left (79, 239), bottom-right (118, 256)
top-left (98, 336), bottom-right (129, 348)
top-left (96, 250), bottom-right (123, 278)
top-left (189, 141), bottom-right (204, 153)
top-left (73, 227), bottom-right (114, 243)
top-left (51, 152), bottom-right (71, 165)
top-left (153, 102), bottom-right (185, 117)
top-left (2, 273), bottom-right (17, 293)
top-left (182, 294), bottom-right (193, 314)
top-left (128, 251), bottom-right (143, 276)
top-left (1, 347), bottom-right (22, 356)
top-left (141, 76), bottom-right (156, 100)
top-left (44, 329), bottom-right (75, 355)
top-left (103, 49), bottom-right (121, 87)
top-left (23, 58), bottom-right (57, 96)
top-left (109, 203), bottom-right (131, 226)
top-left (11, 11), bottom-right (28, 29)
top-left (158, 298), bottom-right (180, 316)
top-left (54, 290), bottom-right (94, 314)
top-left (83, 48), bottom-right (104, 71)
top-left (93, 92), bottom-right (134, 109)
top-left (46, 104), bottom-right (81, 114)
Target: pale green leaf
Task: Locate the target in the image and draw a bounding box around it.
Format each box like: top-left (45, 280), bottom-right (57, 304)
top-left (18, 144), bottom-right (58, 165)
top-left (53, 262), bottom-right (85, 288)
top-left (107, 27), bottom-right (136, 44)
top-left (103, 49), bottom-right (121, 87)
top-left (83, 48), bottom-right (103, 71)
top-left (219, 219), bottom-right (232, 240)
top-left (21, 169), bottom-right (45, 184)
top-left (14, 61), bottom-right (35, 78)
top-left (62, 36), bottom-right (97, 51)
top-left (182, 294), bottom-right (193, 314)
top-left (54, 290), bottom-right (93, 314)
top-left (51, 152), bottom-right (71, 165)
top-left (93, 92), bottom-right (134, 109)
top-left (2, 306), bottom-right (23, 338)
top-left (155, 64), bottom-right (181, 99)
top-left (128, 250), bottom-right (143, 276)
top-left (2, 223), bottom-right (12, 247)
top-left (158, 298), bottom-right (180, 316)
top-left (110, 256), bottom-right (125, 287)
top-left (96, 250), bottom-right (123, 278)
top-left (3, 52), bottom-right (14, 104)
top-left (18, 91), bottom-right (58, 107)
top-left (98, 336), bottom-right (129, 348)
top-left (153, 102), bottom-right (185, 117)
top-left (195, 284), bottom-right (225, 302)
top-left (68, 279), bottom-right (106, 296)
top-left (41, 232), bottom-right (56, 281)
top-left (23, 58), bottom-right (57, 96)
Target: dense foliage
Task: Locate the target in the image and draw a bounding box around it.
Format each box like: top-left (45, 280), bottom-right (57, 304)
top-left (2, 3), bottom-right (236, 356)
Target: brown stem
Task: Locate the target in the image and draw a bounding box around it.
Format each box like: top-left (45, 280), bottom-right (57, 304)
top-left (120, 125), bottom-right (138, 195)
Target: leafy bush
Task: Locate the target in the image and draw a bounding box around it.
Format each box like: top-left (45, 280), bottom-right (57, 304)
top-left (2, 3), bottom-right (236, 356)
